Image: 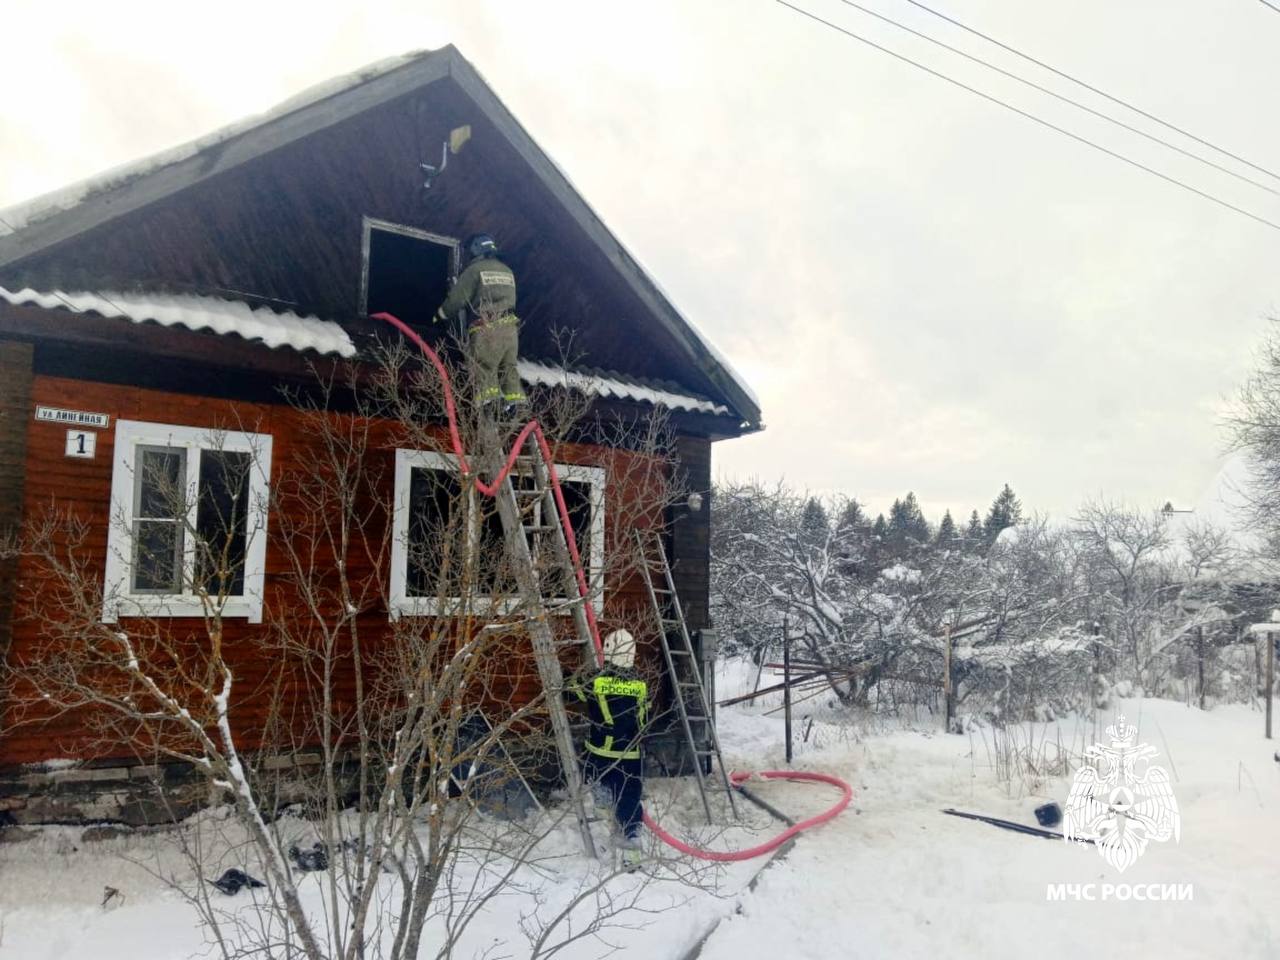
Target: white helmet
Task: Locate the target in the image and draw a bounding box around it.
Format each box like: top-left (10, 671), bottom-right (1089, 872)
top-left (603, 629), bottom-right (636, 670)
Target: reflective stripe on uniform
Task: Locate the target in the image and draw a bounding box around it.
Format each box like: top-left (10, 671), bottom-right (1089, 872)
top-left (595, 686), bottom-right (614, 726)
top-left (585, 740), bottom-right (641, 761)
top-left (585, 676), bottom-right (647, 759)
top-left (470, 313), bottom-right (520, 331)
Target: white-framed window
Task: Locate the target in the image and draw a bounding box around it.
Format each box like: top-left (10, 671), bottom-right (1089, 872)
top-left (103, 420), bottom-right (273, 623)
top-left (390, 449), bottom-right (605, 620)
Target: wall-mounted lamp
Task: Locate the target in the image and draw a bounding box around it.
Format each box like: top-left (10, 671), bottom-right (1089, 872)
top-left (420, 125), bottom-right (472, 192)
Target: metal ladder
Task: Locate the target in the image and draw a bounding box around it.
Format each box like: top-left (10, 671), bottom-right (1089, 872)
top-left (634, 527), bottom-right (738, 824)
top-left (480, 420), bottom-right (599, 858)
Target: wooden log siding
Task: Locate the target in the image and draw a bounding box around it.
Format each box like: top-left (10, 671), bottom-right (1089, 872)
top-left (0, 374), bottom-right (669, 766)
top-left (0, 341), bottom-right (34, 681)
top-left (5, 82), bottom-right (705, 390)
top-left (670, 435), bottom-right (712, 632)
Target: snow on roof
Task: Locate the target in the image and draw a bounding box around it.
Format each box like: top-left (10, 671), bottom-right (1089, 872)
top-left (0, 286), bottom-right (358, 357)
top-left (516, 163), bottom-right (760, 415)
top-left (1, 285), bottom-right (729, 414)
top-left (517, 358), bottom-right (730, 416)
top-left (993, 524), bottom-right (1023, 548)
top-left (1159, 452), bottom-right (1265, 569)
top-left (634, 270), bottom-right (759, 411)
top-left (0, 51), bottom-right (428, 239)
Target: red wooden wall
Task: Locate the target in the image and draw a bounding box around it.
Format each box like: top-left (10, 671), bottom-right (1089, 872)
top-left (0, 374), bottom-right (666, 765)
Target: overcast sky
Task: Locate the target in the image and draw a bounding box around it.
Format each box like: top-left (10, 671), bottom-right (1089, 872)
top-left (3, 0), bottom-right (1278, 524)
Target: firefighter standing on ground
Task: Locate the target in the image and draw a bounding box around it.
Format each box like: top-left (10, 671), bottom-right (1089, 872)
top-left (573, 629), bottom-right (648, 868)
top-left (434, 233), bottom-right (527, 411)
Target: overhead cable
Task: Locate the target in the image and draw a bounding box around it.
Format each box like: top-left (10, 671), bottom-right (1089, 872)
top-left (775, 0), bottom-right (1280, 233)
top-left (835, 0), bottom-right (1279, 197)
top-left (904, 0), bottom-right (1280, 184)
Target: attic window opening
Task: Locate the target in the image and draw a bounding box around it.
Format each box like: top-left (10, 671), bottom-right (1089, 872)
top-left (361, 218), bottom-right (458, 328)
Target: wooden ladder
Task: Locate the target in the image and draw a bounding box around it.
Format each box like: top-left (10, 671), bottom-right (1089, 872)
top-left (634, 528), bottom-right (738, 824)
top-left (480, 420), bottom-right (599, 858)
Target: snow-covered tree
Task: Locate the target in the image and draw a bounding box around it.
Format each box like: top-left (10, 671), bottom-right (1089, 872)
top-left (935, 509), bottom-right (957, 547)
top-left (964, 509), bottom-right (985, 552)
top-left (799, 496), bottom-right (831, 548)
top-left (711, 479), bottom-right (1267, 723)
top-left (1227, 319), bottom-right (1280, 553)
top-left (886, 492), bottom-right (931, 559)
top-left (984, 483), bottom-right (1023, 547)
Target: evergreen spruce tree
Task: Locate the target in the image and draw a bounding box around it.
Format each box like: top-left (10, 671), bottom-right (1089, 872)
top-left (886, 492), bottom-right (931, 558)
top-left (983, 484), bottom-right (1023, 546)
top-left (935, 509), bottom-right (957, 547)
top-left (799, 497), bottom-right (830, 549)
top-left (834, 497), bottom-right (869, 577)
top-left (867, 513), bottom-right (889, 570)
top-left (871, 513), bottom-right (889, 545)
top-left (964, 510), bottom-right (984, 551)
top-left (835, 498), bottom-right (867, 535)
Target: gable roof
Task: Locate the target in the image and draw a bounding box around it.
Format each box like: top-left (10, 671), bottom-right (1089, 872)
top-left (0, 46), bottom-right (761, 431)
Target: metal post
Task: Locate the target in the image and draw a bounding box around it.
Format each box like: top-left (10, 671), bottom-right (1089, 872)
top-left (943, 623), bottom-right (955, 734)
top-left (783, 621), bottom-right (793, 765)
top-left (1267, 631), bottom-right (1275, 741)
top-left (1195, 625), bottom-right (1206, 711)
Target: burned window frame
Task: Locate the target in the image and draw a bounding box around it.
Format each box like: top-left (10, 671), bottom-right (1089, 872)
top-left (389, 449), bottom-right (605, 620)
top-left (103, 420), bottom-right (273, 623)
top-left (359, 217), bottom-right (460, 327)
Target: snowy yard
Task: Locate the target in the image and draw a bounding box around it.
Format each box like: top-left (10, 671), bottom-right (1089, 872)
top-left (703, 686), bottom-right (1280, 960)
top-left (2, 663), bottom-right (1277, 959)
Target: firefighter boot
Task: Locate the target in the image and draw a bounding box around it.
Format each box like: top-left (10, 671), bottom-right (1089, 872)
top-left (621, 836), bottom-right (643, 872)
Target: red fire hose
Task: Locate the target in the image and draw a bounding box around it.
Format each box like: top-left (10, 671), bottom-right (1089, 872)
top-left (375, 312), bottom-right (853, 860)
top-left (644, 770), bottom-right (853, 861)
top-left (373, 311), bottom-right (606, 660)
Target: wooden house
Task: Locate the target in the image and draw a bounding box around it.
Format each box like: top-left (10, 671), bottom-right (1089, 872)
top-left (0, 47), bottom-right (760, 822)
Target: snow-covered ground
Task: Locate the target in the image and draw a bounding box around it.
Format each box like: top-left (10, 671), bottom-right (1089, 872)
top-left (1, 664), bottom-right (1277, 959)
top-left (701, 661), bottom-right (1280, 960)
top-left (0, 777), bottom-right (766, 960)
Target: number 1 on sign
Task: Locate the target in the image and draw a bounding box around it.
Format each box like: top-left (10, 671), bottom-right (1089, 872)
top-left (66, 430), bottom-right (96, 459)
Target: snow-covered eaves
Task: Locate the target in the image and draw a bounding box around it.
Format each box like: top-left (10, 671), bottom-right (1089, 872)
top-left (518, 359), bottom-right (730, 416)
top-left (0, 51), bottom-right (426, 241)
top-left (0, 286), bottom-right (357, 358)
top-left (1, 286), bottom-right (729, 415)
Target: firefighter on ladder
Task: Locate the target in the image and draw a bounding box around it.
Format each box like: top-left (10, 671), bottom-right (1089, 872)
top-left (572, 629), bottom-right (648, 870)
top-left (434, 232), bottom-right (528, 415)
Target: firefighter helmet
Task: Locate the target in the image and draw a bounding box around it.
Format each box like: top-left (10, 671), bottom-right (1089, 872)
top-left (466, 233), bottom-right (498, 260)
top-left (603, 629), bottom-right (636, 670)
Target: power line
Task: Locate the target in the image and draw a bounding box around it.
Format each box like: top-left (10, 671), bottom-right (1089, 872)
top-left (904, 0), bottom-right (1280, 184)
top-left (1260, 0), bottom-right (1280, 14)
top-left (774, 0), bottom-right (1280, 233)
top-left (834, 0), bottom-right (1279, 197)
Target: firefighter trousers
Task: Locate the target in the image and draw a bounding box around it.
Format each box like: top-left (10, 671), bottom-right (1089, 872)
top-left (469, 321), bottom-right (525, 406)
top-left (585, 753), bottom-right (644, 840)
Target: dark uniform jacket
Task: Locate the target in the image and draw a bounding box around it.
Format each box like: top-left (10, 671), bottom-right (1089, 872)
top-left (571, 668), bottom-right (648, 761)
top-left (438, 255), bottom-right (517, 326)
